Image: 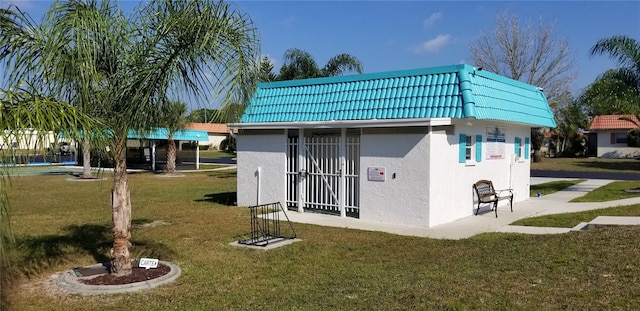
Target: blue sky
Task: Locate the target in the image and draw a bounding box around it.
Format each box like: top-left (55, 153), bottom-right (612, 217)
top-left (2, 0), bottom-right (639, 109)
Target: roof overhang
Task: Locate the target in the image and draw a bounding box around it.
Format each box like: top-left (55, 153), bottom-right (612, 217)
top-left (229, 118), bottom-right (453, 130)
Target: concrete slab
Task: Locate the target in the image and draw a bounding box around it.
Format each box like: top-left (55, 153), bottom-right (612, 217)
top-left (587, 216), bottom-right (640, 229)
top-left (571, 222), bottom-right (590, 231)
top-left (280, 178), bottom-right (640, 239)
top-left (230, 238), bottom-right (302, 250)
top-left (495, 225), bottom-right (571, 234)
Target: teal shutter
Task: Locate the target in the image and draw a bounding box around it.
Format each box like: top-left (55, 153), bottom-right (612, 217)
top-left (524, 137), bottom-right (530, 159)
top-left (514, 137), bottom-right (521, 157)
top-left (459, 134), bottom-right (466, 163)
top-left (475, 135), bottom-right (482, 162)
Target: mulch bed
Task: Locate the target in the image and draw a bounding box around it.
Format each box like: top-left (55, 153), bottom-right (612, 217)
top-left (79, 264), bottom-right (170, 286)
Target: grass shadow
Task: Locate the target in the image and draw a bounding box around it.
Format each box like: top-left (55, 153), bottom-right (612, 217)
top-left (207, 170), bottom-right (236, 179)
top-left (196, 192), bottom-right (237, 206)
top-left (14, 223), bottom-right (175, 277)
top-left (574, 160), bottom-right (640, 171)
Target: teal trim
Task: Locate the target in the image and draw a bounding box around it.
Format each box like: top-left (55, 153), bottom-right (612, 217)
top-left (524, 137), bottom-right (530, 159)
top-left (475, 135), bottom-right (483, 162)
top-left (514, 137), bottom-right (521, 157)
top-left (241, 64), bottom-right (556, 128)
top-left (459, 134), bottom-right (467, 163)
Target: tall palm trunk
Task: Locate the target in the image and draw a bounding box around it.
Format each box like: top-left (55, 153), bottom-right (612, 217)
top-left (110, 133), bottom-right (132, 276)
top-left (166, 135), bottom-right (176, 175)
top-left (81, 136), bottom-right (92, 178)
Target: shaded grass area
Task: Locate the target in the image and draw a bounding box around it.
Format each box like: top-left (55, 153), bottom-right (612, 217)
top-left (198, 150), bottom-right (235, 158)
top-left (512, 204), bottom-right (640, 228)
top-left (530, 179), bottom-right (585, 197)
top-left (196, 164), bottom-right (229, 170)
top-left (531, 157), bottom-right (640, 173)
top-left (571, 181), bottom-right (640, 202)
top-left (5, 172), bottom-right (640, 309)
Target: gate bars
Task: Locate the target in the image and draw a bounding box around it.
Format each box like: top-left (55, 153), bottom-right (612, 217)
top-left (286, 133), bottom-right (360, 217)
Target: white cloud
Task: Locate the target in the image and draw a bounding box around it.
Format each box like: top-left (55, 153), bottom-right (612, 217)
top-left (413, 34), bottom-right (451, 54)
top-left (423, 12), bottom-right (443, 28)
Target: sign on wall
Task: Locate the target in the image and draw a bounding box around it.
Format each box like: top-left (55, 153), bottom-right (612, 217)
top-left (367, 167), bottom-right (386, 181)
top-left (486, 127), bottom-right (506, 159)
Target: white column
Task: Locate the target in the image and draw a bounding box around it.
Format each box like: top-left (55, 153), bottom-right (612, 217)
top-left (196, 141), bottom-right (200, 170)
top-left (151, 141), bottom-right (156, 172)
top-left (339, 128), bottom-right (346, 217)
top-left (297, 128), bottom-right (305, 213)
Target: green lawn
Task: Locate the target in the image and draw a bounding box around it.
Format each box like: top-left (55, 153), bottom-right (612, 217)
top-left (530, 157), bottom-right (640, 173)
top-left (530, 179), bottom-right (585, 197)
top-left (4, 172), bottom-right (640, 309)
top-left (512, 204), bottom-right (640, 228)
top-left (571, 181), bottom-right (640, 202)
top-left (198, 149), bottom-right (235, 158)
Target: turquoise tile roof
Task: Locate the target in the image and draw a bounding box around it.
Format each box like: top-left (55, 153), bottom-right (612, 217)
top-left (128, 128), bottom-right (209, 141)
top-left (240, 64), bottom-right (556, 127)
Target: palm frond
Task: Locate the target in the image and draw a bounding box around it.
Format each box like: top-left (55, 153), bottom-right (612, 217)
top-left (322, 53), bottom-right (363, 77)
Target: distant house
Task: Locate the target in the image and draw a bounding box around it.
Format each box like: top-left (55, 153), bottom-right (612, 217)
top-left (588, 115), bottom-right (640, 158)
top-left (229, 64), bottom-right (556, 228)
top-left (185, 123), bottom-right (231, 150)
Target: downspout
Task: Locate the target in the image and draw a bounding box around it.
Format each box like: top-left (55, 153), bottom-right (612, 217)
top-left (256, 166), bottom-right (261, 205)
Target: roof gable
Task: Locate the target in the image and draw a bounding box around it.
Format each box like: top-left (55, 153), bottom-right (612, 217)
top-left (186, 123), bottom-right (230, 134)
top-left (240, 64), bottom-right (556, 127)
top-left (589, 115), bottom-right (640, 130)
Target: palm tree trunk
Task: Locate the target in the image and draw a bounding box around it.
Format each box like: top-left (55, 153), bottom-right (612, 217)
top-left (167, 136), bottom-right (176, 175)
top-left (110, 134), bottom-right (132, 276)
top-left (81, 136), bottom-right (92, 179)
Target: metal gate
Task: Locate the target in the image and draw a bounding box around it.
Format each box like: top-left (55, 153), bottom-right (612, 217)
top-left (286, 131), bottom-right (360, 217)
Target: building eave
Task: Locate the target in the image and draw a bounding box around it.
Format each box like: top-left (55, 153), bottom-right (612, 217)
top-left (229, 118), bottom-right (453, 130)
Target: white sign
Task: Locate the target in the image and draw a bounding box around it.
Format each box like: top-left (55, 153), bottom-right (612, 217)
top-left (486, 127), bottom-right (506, 160)
top-left (139, 258), bottom-right (159, 269)
top-left (367, 167), bottom-right (386, 181)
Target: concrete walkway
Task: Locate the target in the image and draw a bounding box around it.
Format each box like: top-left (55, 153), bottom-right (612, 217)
top-left (280, 178), bottom-right (640, 240)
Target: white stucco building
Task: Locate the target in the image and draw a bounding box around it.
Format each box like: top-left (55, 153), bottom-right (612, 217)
top-left (588, 115), bottom-right (640, 158)
top-left (230, 64), bottom-right (556, 228)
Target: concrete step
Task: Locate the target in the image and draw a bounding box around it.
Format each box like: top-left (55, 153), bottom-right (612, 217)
top-left (587, 216), bottom-right (640, 229)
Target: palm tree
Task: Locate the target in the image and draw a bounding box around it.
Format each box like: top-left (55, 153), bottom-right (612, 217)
top-left (277, 48), bottom-right (363, 81)
top-left (159, 101), bottom-right (188, 175)
top-left (590, 35), bottom-right (640, 126)
top-left (0, 85), bottom-right (103, 307)
top-left (1, 1), bottom-right (113, 179)
top-left (1, 0), bottom-right (259, 276)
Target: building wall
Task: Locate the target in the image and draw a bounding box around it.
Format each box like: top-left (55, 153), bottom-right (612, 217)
top-left (0, 130), bottom-right (57, 150)
top-left (235, 121), bottom-right (533, 227)
top-left (595, 130), bottom-right (640, 158)
top-left (236, 131), bottom-right (287, 206)
top-left (202, 133), bottom-right (227, 150)
top-left (359, 128), bottom-right (430, 226)
top-left (425, 120), bottom-right (531, 227)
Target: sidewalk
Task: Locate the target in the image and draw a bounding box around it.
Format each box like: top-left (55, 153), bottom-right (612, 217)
top-left (280, 178), bottom-right (640, 240)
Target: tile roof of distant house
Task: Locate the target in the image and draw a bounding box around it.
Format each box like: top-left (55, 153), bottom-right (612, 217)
top-left (238, 63), bottom-right (556, 128)
top-left (128, 128), bottom-right (208, 141)
top-left (589, 115), bottom-right (640, 130)
top-left (186, 123), bottom-right (230, 134)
